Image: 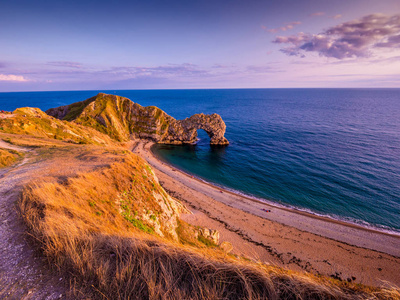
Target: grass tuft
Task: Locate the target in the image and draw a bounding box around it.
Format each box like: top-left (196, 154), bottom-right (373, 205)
top-left (0, 147), bottom-right (23, 168)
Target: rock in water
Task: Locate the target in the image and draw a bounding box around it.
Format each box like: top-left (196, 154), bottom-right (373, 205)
top-left (46, 93), bottom-right (229, 145)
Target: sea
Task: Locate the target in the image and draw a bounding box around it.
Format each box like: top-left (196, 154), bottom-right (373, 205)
top-left (1, 89), bottom-right (400, 234)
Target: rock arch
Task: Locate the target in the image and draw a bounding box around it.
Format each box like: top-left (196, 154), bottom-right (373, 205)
top-left (180, 113), bottom-right (229, 145)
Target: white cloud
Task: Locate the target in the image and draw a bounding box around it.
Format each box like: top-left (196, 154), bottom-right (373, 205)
top-left (0, 74), bottom-right (28, 82)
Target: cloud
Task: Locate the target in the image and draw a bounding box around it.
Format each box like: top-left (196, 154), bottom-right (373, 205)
top-left (0, 74), bottom-right (28, 82)
top-left (273, 14), bottom-right (400, 59)
top-left (246, 65), bottom-right (282, 73)
top-left (375, 34), bottom-right (400, 48)
top-left (262, 21), bottom-right (301, 34)
top-left (311, 12), bottom-right (325, 17)
top-left (211, 64), bottom-right (233, 69)
top-left (106, 63), bottom-right (210, 78)
top-left (47, 61), bottom-right (83, 68)
top-left (332, 14), bottom-right (342, 20)
top-left (1, 63), bottom-right (218, 88)
top-left (0, 62), bottom-right (6, 68)
top-left (368, 55), bottom-right (400, 64)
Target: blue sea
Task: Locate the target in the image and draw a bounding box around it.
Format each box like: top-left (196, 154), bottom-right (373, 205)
top-left (1, 89), bottom-right (400, 234)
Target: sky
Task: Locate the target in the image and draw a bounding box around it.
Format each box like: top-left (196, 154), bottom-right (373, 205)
top-left (0, 0), bottom-right (400, 91)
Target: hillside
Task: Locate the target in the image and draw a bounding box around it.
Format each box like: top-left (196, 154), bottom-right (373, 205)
top-left (0, 107), bottom-right (114, 145)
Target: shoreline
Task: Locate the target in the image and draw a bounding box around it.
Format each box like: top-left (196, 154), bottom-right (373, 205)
top-left (131, 140), bottom-right (400, 286)
top-left (151, 144), bottom-right (400, 239)
top-left (149, 142), bottom-right (400, 247)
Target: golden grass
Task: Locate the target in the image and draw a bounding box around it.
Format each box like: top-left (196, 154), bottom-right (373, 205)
top-left (0, 147), bottom-right (23, 168)
top-left (0, 107), bottom-right (115, 146)
top-left (18, 147), bottom-right (400, 299)
top-left (1, 133), bottom-right (75, 148)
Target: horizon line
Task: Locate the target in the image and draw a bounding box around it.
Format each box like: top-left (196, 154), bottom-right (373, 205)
top-left (1, 87), bottom-right (400, 93)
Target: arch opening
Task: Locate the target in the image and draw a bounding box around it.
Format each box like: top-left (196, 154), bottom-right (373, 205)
top-left (195, 128), bottom-right (212, 144)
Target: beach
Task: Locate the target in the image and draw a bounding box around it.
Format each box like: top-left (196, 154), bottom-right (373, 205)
top-left (132, 140), bottom-right (400, 287)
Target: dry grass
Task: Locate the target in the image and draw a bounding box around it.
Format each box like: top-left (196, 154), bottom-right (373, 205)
top-left (1, 133), bottom-right (71, 148)
top-left (0, 107), bottom-right (115, 146)
top-left (0, 147), bottom-right (23, 168)
top-left (18, 147), bottom-right (400, 299)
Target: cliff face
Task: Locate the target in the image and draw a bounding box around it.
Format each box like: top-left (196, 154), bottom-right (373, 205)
top-left (46, 93), bottom-right (229, 145)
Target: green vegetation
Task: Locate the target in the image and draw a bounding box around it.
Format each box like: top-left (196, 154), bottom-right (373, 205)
top-left (122, 212), bottom-right (154, 234)
top-left (62, 97), bottom-right (96, 121)
top-left (198, 235), bottom-right (218, 248)
top-left (120, 196), bottom-right (154, 234)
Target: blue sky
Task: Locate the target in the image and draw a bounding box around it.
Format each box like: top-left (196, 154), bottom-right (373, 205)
top-left (1, 0), bottom-right (400, 91)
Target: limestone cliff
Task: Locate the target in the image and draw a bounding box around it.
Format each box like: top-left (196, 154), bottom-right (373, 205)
top-left (46, 93), bottom-right (229, 145)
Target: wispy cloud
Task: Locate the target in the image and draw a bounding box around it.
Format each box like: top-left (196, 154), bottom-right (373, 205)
top-left (332, 14), bottom-right (342, 20)
top-left (0, 74), bottom-right (29, 82)
top-left (105, 63), bottom-right (211, 78)
top-left (47, 61), bottom-right (83, 68)
top-left (311, 12), bottom-right (325, 17)
top-left (246, 65), bottom-right (282, 73)
top-left (368, 55), bottom-right (400, 64)
top-left (262, 21), bottom-right (301, 34)
top-left (273, 14), bottom-right (400, 59)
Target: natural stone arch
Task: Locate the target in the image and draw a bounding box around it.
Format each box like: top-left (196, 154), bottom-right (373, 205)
top-left (179, 113), bottom-right (229, 145)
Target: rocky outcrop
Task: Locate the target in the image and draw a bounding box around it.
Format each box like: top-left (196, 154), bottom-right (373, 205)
top-left (220, 241), bottom-right (233, 253)
top-left (198, 228), bottom-right (220, 245)
top-left (46, 93), bottom-right (229, 145)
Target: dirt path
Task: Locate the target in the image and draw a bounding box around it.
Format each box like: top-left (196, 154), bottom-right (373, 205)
top-left (0, 140), bottom-right (67, 299)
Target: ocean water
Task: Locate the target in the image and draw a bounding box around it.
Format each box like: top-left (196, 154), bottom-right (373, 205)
top-left (1, 89), bottom-right (400, 233)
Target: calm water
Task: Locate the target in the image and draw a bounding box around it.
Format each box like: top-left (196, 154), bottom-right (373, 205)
top-left (1, 89), bottom-right (400, 233)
